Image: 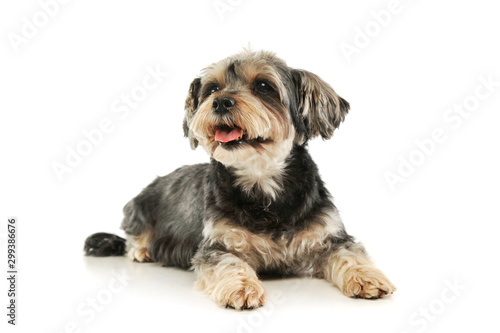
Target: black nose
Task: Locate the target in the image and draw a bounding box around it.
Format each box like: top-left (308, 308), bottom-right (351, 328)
top-left (212, 97), bottom-right (236, 114)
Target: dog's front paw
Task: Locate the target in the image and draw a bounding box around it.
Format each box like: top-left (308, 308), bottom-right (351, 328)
top-left (196, 266), bottom-right (266, 309)
top-left (222, 278), bottom-right (266, 310)
top-left (342, 266), bottom-right (396, 299)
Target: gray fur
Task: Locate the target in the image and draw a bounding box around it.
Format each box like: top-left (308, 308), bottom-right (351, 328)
top-left (121, 164), bottom-right (209, 268)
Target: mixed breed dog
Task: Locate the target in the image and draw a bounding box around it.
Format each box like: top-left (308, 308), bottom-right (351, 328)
top-left (84, 50), bottom-right (395, 309)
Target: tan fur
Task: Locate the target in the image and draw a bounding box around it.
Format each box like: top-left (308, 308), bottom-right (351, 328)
top-left (186, 51), bottom-right (300, 199)
top-left (195, 215), bottom-right (341, 309)
top-left (189, 55), bottom-right (293, 172)
top-left (321, 245), bottom-right (396, 299)
top-left (126, 230), bottom-right (152, 262)
top-left (190, 92), bottom-right (290, 151)
top-left (206, 219), bottom-right (282, 269)
top-left (204, 212), bottom-right (344, 271)
top-left (201, 213), bottom-right (395, 301)
top-left (230, 135), bottom-right (294, 199)
top-left (294, 69), bottom-right (348, 140)
top-left (194, 253), bottom-right (266, 309)
top-left (201, 50), bottom-right (290, 104)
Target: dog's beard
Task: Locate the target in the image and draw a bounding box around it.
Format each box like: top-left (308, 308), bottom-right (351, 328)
top-left (190, 95), bottom-right (292, 166)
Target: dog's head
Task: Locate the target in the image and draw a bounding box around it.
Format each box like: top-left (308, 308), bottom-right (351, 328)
top-left (183, 50), bottom-right (349, 166)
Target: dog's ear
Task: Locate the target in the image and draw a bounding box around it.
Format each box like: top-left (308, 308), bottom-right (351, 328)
top-left (291, 69), bottom-right (349, 141)
top-left (183, 77), bottom-right (202, 149)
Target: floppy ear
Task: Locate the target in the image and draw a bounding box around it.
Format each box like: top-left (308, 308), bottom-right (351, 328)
top-left (291, 69), bottom-right (350, 141)
top-left (183, 77), bottom-right (201, 149)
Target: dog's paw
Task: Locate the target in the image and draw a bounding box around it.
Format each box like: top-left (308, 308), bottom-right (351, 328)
top-left (126, 246), bottom-right (152, 263)
top-left (342, 266), bottom-right (396, 299)
top-left (223, 279), bottom-right (266, 310)
top-left (194, 253), bottom-right (266, 310)
top-left (200, 274), bottom-right (266, 310)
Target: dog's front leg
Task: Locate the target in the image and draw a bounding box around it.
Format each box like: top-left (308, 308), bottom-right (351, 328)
top-left (192, 249), bottom-right (266, 309)
top-left (315, 242), bottom-right (396, 299)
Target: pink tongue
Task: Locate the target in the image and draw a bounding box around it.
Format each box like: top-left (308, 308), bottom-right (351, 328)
top-left (215, 128), bottom-right (242, 143)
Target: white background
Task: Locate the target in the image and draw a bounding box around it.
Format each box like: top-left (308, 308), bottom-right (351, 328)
top-left (1, 0), bottom-right (499, 332)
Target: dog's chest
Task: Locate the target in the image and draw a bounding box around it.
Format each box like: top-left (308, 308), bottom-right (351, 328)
top-left (205, 220), bottom-right (331, 269)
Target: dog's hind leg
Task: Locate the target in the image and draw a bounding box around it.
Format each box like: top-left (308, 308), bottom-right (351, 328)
top-left (121, 199), bottom-right (154, 263)
top-left (126, 231), bottom-right (153, 263)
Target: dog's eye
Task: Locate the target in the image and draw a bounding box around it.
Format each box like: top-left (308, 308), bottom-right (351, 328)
top-left (255, 81), bottom-right (273, 94)
top-left (209, 85), bottom-right (220, 95)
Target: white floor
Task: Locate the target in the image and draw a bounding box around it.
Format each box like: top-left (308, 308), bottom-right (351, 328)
top-left (5, 226), bottom-right (496, 333)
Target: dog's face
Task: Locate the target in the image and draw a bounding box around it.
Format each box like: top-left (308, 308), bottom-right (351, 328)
top-left (183, 50), bottom-right (349, 166)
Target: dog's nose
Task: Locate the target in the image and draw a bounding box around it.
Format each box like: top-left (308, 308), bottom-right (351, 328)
top-left (212, 97), bottom-right (236, 114)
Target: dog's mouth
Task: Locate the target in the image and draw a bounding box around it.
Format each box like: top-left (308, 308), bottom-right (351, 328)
top-left (214, 125), bottom-right (271, 148)
top-left (215, 125), bottom-right (244, 144)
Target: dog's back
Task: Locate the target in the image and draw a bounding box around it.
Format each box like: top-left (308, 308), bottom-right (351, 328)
top-left (84, 163), bottom-right (209, 268)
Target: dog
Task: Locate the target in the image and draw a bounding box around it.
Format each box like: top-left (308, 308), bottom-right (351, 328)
top-left (84, 50), bottom-right (395, 309)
